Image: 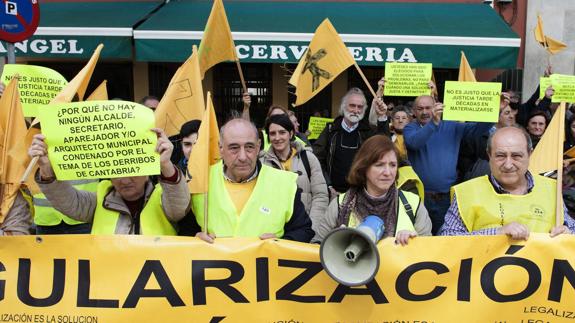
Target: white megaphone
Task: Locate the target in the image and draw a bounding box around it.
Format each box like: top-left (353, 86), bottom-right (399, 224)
top-left (320, 215), bottom-right (384, 286)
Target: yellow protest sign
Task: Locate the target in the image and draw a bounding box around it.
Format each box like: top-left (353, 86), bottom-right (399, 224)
top-left (0, 234), bottom-right (574, 322)
top-left (307, 116), bottom-right (333, 140)
top-left (39, 101), bottom-right (159, 180)
top-left (443, 81), bottom-right (501, 122)
top-left (550, 74), bottom-right (575, 103)
top-left (0, 64), bottom-right (68, 117)
top-left (383, 62), bottom-right (432, 97)
top-left (540, 77), bottom-right (552, 99)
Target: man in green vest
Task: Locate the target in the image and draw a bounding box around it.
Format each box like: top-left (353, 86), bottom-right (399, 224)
top-left (192, 118), bottom-right (314, 243)
top-left (440, 126), bottom-right (575, 239)
top-left (28, 128), bottom-right (190, 235)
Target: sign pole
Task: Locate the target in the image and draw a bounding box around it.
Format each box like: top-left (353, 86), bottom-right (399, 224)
top-left (7, 43), bottom-right (16, 64)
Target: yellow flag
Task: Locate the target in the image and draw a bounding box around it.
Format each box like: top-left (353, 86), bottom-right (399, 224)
top-left (198, 0), bottom-right (238, 78)
top-left (188, 92), bottom-right (220, 194)
top-left (289, 19), bottom-right (355, 106)
top-left (86, 80), bottom-right (108, 101)
top-left (534, 14), bottom-right (546, 45)
top-left (0, 78), bottom-right (31, 221)
top-left (534, 14), bottom-right (567, 55)
top-left (565, 146), bottom-right (575, 159)
top-left (544, 35), bottom-right (567, 55)
top-left (52, 44), bottom-right (103, 103)
top-left (155, 46), bottom-right (205, 137)
top-left (529, 102), bottom-right (565, 174)
top-left (458, 51), bottom-right (476, 82)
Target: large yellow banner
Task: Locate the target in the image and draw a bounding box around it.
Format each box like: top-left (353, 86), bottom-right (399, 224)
top-left (0, 235), bottom-right (573, 322)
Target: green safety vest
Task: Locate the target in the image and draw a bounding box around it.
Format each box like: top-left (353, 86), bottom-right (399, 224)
top-left (339, 190), bottom-right (419, 235)
top-left (192, 161), bottom-right (298, 238)
top-left (91, 180), bottom-right (176, 235)
top-left (33, 179), bottom-right (99, 226)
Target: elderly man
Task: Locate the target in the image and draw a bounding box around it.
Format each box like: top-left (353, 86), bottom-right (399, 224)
top-left (313, 87), bottom-right (389, 195)
top-left (192, 118), bottom-right (313, 243)
top-left (440, 126), bottom-right (575, 239)
top-left (28, 129), bottom-right (189, 235)
top-left (404, 95), bottom-right (492, 234)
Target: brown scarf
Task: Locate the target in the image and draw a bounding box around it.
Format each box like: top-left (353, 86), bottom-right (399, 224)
top-left (337, 184), bottom-right (399, 237)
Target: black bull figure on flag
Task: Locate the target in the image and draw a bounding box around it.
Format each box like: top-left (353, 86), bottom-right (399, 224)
top-left (302, 48), bottom-right (331, 92)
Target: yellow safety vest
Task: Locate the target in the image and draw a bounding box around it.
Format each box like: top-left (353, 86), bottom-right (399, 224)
top-left (91, 180), bottom-right (176, 235)
top-left (192, 161), bottom-right (298, 238)
top-left (339, 190), bottom-right (419, 235)
top-left (33, 179), bottom-right (99, 226)
top-left (397, 166), bottom-right (425, 202)
top-left (452, 175), bottom-right (559, 233)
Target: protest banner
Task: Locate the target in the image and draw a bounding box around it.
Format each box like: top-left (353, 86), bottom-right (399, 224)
top-left (540, 77), bottom-right (552, 99)
top-left (0, 234), bottom-right (573, 322)
top-left (550, 74), bottom-right (575, 103)
top-left (39, 100), bottom-right (159, 180)
top-left (0, 64), bottom-right (68, 117)
top-left (383, 62), bottom-right (432, 97)
top-left (443, 81), bottom-right (501, 122)
top-left (307, 116), bottom-right (333, 140)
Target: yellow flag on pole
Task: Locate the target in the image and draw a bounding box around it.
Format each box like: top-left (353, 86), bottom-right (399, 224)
top-left (458, 51), bottom-right (476, 82)
top-left (86, 80), bottom-right (108, 101)
top-left (155, 45), bottom-right (205, 137)
top-left (529, 102), bottom-right (566, 175)
top-left (198, 0), bottom-right (238, 78)
top-left (52, 44), bottom-right (103, 103)
top-left (534, 14), bottom-right (567, 55)
top-left (0, 78), bottom-right (32, 221)
top-left (188, 92), bottom-right (220, 194)
top-left (289, 19), bottom-right (355, 106)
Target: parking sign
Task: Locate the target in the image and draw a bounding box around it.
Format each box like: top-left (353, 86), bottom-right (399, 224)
top-left (0, 0), bottom-right (40, 43)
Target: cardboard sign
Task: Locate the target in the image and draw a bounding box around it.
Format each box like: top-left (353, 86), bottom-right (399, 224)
top-left (443, 81), bottom-right (501, 122)
top-left (39, 100), bottom-right (159, 179)
top-left (1, 64), bottom-right (68, 116)
top-left (384, 62), bottom-right (432, 97)
top-left (307, 116), bottom-right (333, 140)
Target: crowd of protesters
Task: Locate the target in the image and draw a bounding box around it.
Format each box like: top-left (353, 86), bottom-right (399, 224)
top-left (1, 65), bottom-right (574, 244)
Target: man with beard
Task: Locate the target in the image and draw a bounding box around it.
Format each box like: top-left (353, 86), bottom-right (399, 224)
top-left (404, 95), bottom-right (492, 235)
top-left (313, 88), bottom-right (389, 196)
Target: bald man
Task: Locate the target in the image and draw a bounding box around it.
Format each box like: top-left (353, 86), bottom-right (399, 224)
top-left (440, 126), bottom-right (575, 239)
top-left (190, 118), bottom-right (314, 243)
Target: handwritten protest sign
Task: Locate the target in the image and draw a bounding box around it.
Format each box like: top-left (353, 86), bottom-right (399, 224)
top-left (550, 74), bottom-right (575, 103)
top-left (539, 77), bottom-right (552, 99)
top-left (1, 64), bottom-right (68, 116)
top-left (443, 81), bottom-right (501, 122)
top-left (39, 100), bottom-right (159, 180)
top-left (383, 63), bottom-right (432, 97)
top-left (308, 116), bottom-right (333, 140)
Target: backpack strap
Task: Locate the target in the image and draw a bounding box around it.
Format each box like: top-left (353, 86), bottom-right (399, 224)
top-left (398, 190), bottom-right (416, 224)
top-left (300, 150), bottom-right (312, 182)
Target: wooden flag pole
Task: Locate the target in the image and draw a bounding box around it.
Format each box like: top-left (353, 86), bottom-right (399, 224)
top-left (353, 62), bottom-right (377, 99)
top-left (556, 102), bottom-right (566, 228)
top-left (235, 60), bottom-right (248, 94)
top-left (20, 156), bottom-right (38, 184)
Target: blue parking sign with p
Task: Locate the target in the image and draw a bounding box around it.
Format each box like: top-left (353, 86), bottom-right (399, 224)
top-left (0, 0), bottom-right (40, 43)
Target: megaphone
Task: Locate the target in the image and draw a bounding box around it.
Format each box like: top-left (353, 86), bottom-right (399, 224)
top-left (320, 216), bottom-right (384, 286)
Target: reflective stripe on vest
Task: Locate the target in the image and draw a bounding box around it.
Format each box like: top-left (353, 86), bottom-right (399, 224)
top-left (338, 190), bottom-right (419, 235)
top-left (192, 161), bottom-right (298, 238)
top-left (397, 166), bottom-right (425, 202)
top-left (453, 175), bottom-right (558, 233)
top-left (33, 179), bottom-right (99, 226)
top-left (91, 180), bottom-right (176, 235)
